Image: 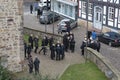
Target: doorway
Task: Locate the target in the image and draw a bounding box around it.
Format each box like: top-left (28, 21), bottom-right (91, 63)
top-left (93, 6), bottom-right (103, 30)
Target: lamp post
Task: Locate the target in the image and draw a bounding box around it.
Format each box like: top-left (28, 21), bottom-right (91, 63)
top-left (85, 0), bottom-right (89, 63)
top-left (44, 16), bottom-right (47, 33)
top-left (52, 0), bottom-right (55, 35)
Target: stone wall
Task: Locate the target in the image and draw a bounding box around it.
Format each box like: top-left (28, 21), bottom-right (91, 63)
top-left (23, 27), bottom-right (63, 42)
top-left (0, 0), bottom-right (24, 72)
top-left (84, 48), bottom-right (120, 80)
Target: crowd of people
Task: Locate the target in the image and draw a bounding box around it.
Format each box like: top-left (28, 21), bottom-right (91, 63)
top-left (24, 31), bottom-right (76, 73)
top-left (80, 30), bottom-right (101, 56)
top-left (24, 31), bottom-right (75, 59)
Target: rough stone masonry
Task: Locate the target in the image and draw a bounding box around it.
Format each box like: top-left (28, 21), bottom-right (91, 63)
top-left (0, 0), bottom-right (24, 72)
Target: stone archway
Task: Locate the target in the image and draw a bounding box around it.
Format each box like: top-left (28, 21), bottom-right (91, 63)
top-left (0, 0), bottom-right (24, 72)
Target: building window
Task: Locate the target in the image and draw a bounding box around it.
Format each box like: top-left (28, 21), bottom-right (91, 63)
top-left (69, 6), bottom-right (73, 17)
top-left (82, 1), bottom-right (86, 14)
top-left (119, 10), bottom-right (120, 23)
top-left (108, 7), bottom-right (114, 20)
top-left (88, 3), bottom-right (93, 15)
top-left (58, 2), bottom-right (61, 8)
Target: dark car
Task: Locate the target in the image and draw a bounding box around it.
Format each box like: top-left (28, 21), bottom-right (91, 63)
top-left (39, 11), bottom-right (60, 24)
top-left (57, 18), bottom-right (77, 32)
top-left (98, 31), bottom-right (120, 47)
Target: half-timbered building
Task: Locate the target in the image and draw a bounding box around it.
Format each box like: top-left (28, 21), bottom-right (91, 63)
top-left (78, 0), bottom-right (120, 32)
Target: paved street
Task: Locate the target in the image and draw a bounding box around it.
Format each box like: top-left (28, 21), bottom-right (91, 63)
top-left (23, 1), bottom-right (120, 78)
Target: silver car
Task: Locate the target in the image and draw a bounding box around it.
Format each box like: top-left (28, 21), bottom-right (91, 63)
top-left (57, 18), bottom-right (77, 32)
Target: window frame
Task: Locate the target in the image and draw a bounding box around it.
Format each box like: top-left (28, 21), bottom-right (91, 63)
top-left (81, 1), bottom-right (86, 14)
top-left (118, 10), bottom-right (120, 23)
top-left (108, 7), bottom-right (114, 21)
top-left (88, 3), bottom-right (93, 15)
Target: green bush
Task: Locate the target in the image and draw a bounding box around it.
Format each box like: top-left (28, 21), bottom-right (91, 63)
top-left (0, 65), bottom-right (14, 80)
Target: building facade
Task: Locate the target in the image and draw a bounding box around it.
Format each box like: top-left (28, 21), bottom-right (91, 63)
top-left (78, 0), bottom-right (120, 32)
top-left (51, 0), bottom-right (78, 20)
top-left (0, 0), bottom-right (24, 72)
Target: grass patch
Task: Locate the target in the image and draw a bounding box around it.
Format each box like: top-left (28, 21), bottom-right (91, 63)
top-left (59, 61), bottom-right (108, 80)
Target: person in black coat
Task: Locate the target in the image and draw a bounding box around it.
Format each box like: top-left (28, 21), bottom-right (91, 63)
top-left (96, 40), bottom-right (101, 52)
top-left (37, 8), bottom-right (41, 18)
top-left (34, 36), bottom-right (39, 53)
top-left (60, 43), bottom-right (65, 60)
top-left (48, 36), bottom-right (54, 50)
top-left (28, 55), bottom-right (33, 73)
top-left (56, 43), bottom-right (61, 61)
top-left (66, 24), bottom-right (71, 34)
top-left (45, 36), bottom-right (48, 46)
top-left (24, 41), bottom-right (27, 59)
top-left (34, 57), bottom-right (40, 74)
top-left (70, 39), bottom-right (75, 53)
top-left (50, 44), bottom-right (56, 60)
top-left (66, 37), bottom-right (70, 52)
top-left (30, 4), bottom-right (33, 14)
top-left (89, 40), bottom-right (97, 50)
top-left (39, 36), bottom-right (47, 55)
top-left (28, 34), bottom-right (34, 49)
top-left (69, 32), bottom-right (74, 39)
top-left (80, 38), bottom-right (87, 56)
top-left (27, 43), bottom-right (32, 59)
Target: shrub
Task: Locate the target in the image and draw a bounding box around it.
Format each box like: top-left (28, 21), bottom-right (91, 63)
top-left (0, 65), bottom-right (14, 80)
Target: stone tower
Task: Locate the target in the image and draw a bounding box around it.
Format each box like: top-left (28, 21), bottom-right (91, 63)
top-left (0, 0), bottom-right (24, 72)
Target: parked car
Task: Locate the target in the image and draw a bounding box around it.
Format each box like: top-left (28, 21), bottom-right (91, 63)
top-left (57, 18), bottom-right (77, 32)
top-left (97, 31), bottom-right (120, 47)
top-left (39, 11), bottom-right (60, 24)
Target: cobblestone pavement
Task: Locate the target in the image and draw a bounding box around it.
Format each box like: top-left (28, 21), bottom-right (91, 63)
top-left (23, 2), bottom-right (120, 78)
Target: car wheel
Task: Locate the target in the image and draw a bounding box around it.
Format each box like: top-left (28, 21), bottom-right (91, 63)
top-left (109, 42), bottom-right (112, 46)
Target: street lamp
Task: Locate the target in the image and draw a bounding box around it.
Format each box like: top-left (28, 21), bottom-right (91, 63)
top-left (52, 0), bottom-right (55, 35)
top-left (44, 15), bottom-right (47, 33)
